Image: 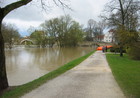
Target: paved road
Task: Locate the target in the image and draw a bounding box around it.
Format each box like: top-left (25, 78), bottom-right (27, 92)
top-left (21, 51), bottom-right (125, 98)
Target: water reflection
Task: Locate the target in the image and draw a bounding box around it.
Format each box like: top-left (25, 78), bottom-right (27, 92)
top-left (5, 47), bottom-right (93, 86)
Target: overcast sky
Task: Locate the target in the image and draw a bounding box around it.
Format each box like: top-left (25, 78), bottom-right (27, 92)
top-left (1, 0), bottom-right (109, 36)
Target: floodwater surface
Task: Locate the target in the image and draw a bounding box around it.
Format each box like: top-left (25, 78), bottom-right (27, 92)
top-left (5, 47), bottom-right (93, 86)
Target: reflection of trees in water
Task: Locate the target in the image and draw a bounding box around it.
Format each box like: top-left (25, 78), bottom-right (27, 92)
top-left (27, 47), bottom-right (93, 71)
top-left (6, 49), bottom-right (36, 74)
top-left (29, 48), bottom-right (67, 70)
top-left (6, 47), bottom-right (93, 72)
top-left (6, 49), bottom-right (22, 73)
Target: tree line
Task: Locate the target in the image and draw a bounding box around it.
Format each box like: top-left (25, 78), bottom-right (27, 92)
top-left (1, 15), bottom-right (105, 49)
top-left (30, 15), bottom-right (84, 47)
top-left (29, 15), bottom-right (105, 47)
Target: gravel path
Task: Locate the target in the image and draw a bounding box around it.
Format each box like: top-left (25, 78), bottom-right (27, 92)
top-left (21, 51), bottom-right (125, 98)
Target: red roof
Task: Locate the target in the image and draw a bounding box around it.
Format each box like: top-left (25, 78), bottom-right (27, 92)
top-left (109, 29), bottom-right (115, 32)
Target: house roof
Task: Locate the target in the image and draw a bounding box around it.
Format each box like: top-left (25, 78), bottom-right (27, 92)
top-left (96, 35), bottom-right (104, 39)
top-left (109, 29), bottom-right (115, 32)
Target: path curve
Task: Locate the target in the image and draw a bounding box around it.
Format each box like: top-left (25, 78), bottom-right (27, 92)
top-left (21, 51), bottom-right (125, 98)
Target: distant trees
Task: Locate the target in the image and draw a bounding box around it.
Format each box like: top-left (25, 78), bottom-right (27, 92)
top-left (85, 19), bottom-right (106, 42)
top-left (103, 0), bottom-right (140, 57)
top-left (41, 17), bottom-right (59, 47)
top-left (85, 19), bottom-right (96, 41)
top-left (31, 17), bottom-right (107, 47)
top-left (32, 16), bottom-right (107, 47)
top-left (30, 30), bottom-right (47, 47)
top-left (2, 24), bottom-right (20, 49)
top-left (41, 15), bottom-right (84, 47)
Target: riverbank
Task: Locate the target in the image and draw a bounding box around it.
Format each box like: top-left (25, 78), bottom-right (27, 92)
top-left (21, 51), bottom-right (125, 98)
top-left (106, 54), bottom-right (140, 98)
top-left (0, 51), bottom-right (95, 98)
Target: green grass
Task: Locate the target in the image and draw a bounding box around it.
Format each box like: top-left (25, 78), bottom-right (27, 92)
top-left (1, 51), bottom-right (95, 98)
top-left (106, 54), bottom-right (140, 98)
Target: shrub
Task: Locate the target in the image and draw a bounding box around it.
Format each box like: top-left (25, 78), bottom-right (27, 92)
top-left (110, 47), bottom-right (126, 53)
top-left (127, 42), bottom-right (140, 60)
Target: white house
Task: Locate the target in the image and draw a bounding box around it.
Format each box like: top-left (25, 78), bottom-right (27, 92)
top-left (103, 29), bottom-right (115, 43)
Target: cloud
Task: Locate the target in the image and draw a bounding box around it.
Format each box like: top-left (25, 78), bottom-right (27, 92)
top-left (3, 19), bottom-right (42, 37)
top-left (63, 0), bottom-right (109, 26)
top-left (4, 3), bottom-right (44, 22)
top-left (2, 0), bottom-right (109, 36)
top-left (4, 19), bottom-right (42, 29)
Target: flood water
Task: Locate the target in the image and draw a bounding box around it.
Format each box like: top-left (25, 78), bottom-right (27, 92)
top-left (5, 47), bottom-right (93, 86)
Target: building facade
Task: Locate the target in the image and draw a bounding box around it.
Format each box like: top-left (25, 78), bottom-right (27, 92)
top-left (103, 29), bottom-right (115, 43)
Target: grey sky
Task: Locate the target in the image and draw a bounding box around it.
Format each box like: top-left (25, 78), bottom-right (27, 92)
top-left (1, 0), bottom-right (109, 36)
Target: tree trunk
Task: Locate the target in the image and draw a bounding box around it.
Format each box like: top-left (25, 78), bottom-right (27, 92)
top-left (120, 46), bottom-right (123, 57)
top-left (118, 0), bottom-right (124, 57)
top-left (0, 19), bottom-right (9, 92)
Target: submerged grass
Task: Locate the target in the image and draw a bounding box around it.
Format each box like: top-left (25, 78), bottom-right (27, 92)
top-left (1, 51), bottom-right (95, 98)
top-left (106, 54), bottom-right (140, 98)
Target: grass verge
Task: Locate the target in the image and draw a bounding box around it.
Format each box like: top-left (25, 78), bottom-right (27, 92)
top-left (1, 51), bottom-right (95, 98)
top-left (106, 54), bottom-right (140, 98)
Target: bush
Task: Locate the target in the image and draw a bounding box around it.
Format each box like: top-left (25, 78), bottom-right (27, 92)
top-left (127, 42), bottom-right (140, 60)
top-left (110, 47), bottom-right (126, 53)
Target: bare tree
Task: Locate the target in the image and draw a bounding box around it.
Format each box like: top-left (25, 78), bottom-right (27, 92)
top-left (2, 24), bottom-right (20, 49)
top-left (0, 0), bottom-right (70, 92)
top-left (96, 21), bottom-right (106, 42)
top-left (85, 19), bottom-right (106, 42)
top-left (85, 19), bottom-right (97, 41)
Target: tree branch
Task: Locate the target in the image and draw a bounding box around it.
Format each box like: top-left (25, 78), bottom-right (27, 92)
top-left (3, 0), bottom-right (32, 17)
top-left (124, 0), bottom-right (133, 19)
top-left (118, 0), bottom-right (125, 25)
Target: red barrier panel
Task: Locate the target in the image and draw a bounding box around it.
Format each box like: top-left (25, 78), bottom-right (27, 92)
top-left (97, 46), bottom-right (103, 50)
top-left (96, 45), bottom-right (112, 50)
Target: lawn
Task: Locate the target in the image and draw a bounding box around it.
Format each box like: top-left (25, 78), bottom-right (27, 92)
top-left (106, 54), bottom-right (140, 98)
